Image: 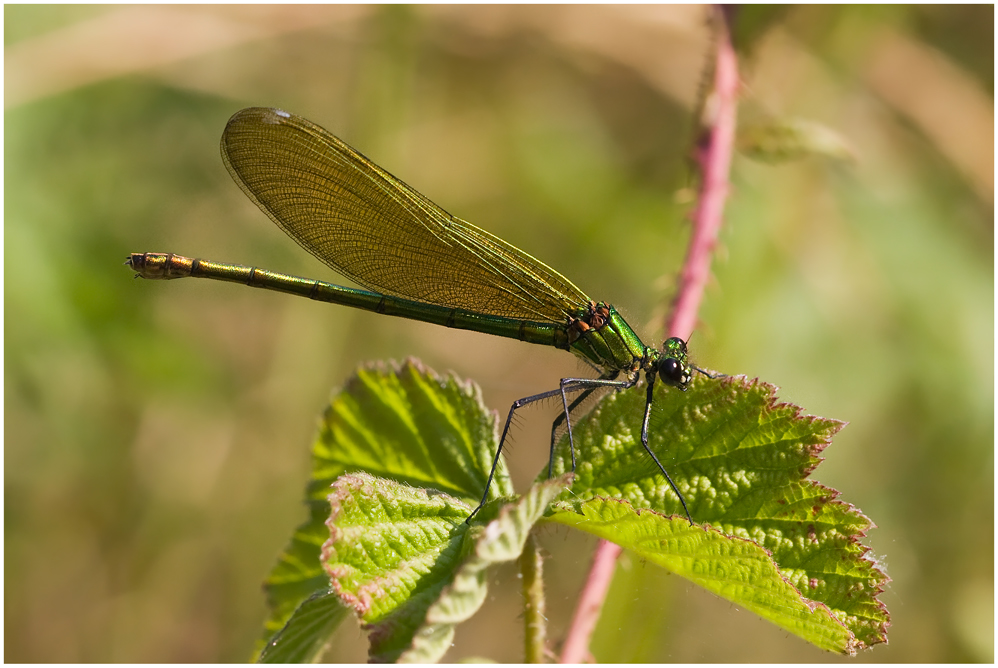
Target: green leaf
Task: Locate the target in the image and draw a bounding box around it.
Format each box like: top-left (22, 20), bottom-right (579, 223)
top-left (553, 499), bottom-right (856, 653)
top-left (393, 475), bottom-right (568, 663)
top-left (255, 359), bottom-right (512, 658)
top-left (311, 359), bottom-right (513, 504)
top-left (545, 373), bottom-right (889, 653)
top-left (253, 510), bottom-right (334, 660)
top-left (256, 361), bottom-right (886, 660)
top-left (257, 590), bottom-right (350, 663)
top-left (322, 471), bottom-right (569, 662)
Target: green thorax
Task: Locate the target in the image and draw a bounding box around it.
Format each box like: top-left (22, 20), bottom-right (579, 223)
top-left (567, 302), bottom-right (652, 372)
top-left (566, 302), bottom-right (693, 388)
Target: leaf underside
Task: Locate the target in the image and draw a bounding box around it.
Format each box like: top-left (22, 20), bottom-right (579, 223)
top-left (322, 471), bottom-right (569, 662)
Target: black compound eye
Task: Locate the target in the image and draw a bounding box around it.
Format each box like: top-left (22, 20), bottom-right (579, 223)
top-left (659, 357), bottom-right (686, 386)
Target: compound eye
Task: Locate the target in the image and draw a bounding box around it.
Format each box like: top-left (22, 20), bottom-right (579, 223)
top-left (664, 336), bottom-right (686, 350)
top-left (659, 357), bottom-right (686, 386)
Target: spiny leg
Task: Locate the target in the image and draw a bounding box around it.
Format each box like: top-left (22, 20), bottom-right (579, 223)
top-left (639, 373), bottom-right (694, 525)
top-left (548, 372), bottom-right (622, 477)
top-left (557, 375), bottom-right (639, 478)
top-left (549, 387), bottom-right (596, 476)
top-left (692, 365), bottom-right (726, 380)
top-left (467, 384), bottom-right (579, 523)
top-left (467, 375), bottom-right (631, 523)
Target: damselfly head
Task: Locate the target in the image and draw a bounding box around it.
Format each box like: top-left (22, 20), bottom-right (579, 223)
top-left (657, 337), bottom-right (692, 390)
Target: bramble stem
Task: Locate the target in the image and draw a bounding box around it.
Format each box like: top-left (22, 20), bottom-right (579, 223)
top-left (520, 533), bottom-right (548, 663)
top-left (667, 8), bottom-right (739, 342)
top-left (557, 533), bottom-right (620, 663)
top-left (559, 6), bottom-right (739, 663)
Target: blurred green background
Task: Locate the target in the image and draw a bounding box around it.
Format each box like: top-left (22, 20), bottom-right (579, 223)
top-left (5, 5), bottom-right (992, 662)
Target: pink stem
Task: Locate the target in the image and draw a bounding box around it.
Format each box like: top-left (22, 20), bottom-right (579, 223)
top-left (667, 9), bottom-right (739, 341)
top-left (557, 537), bottom-right (621, 664)
top-left (558, 8), bottom-right (739, 663)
